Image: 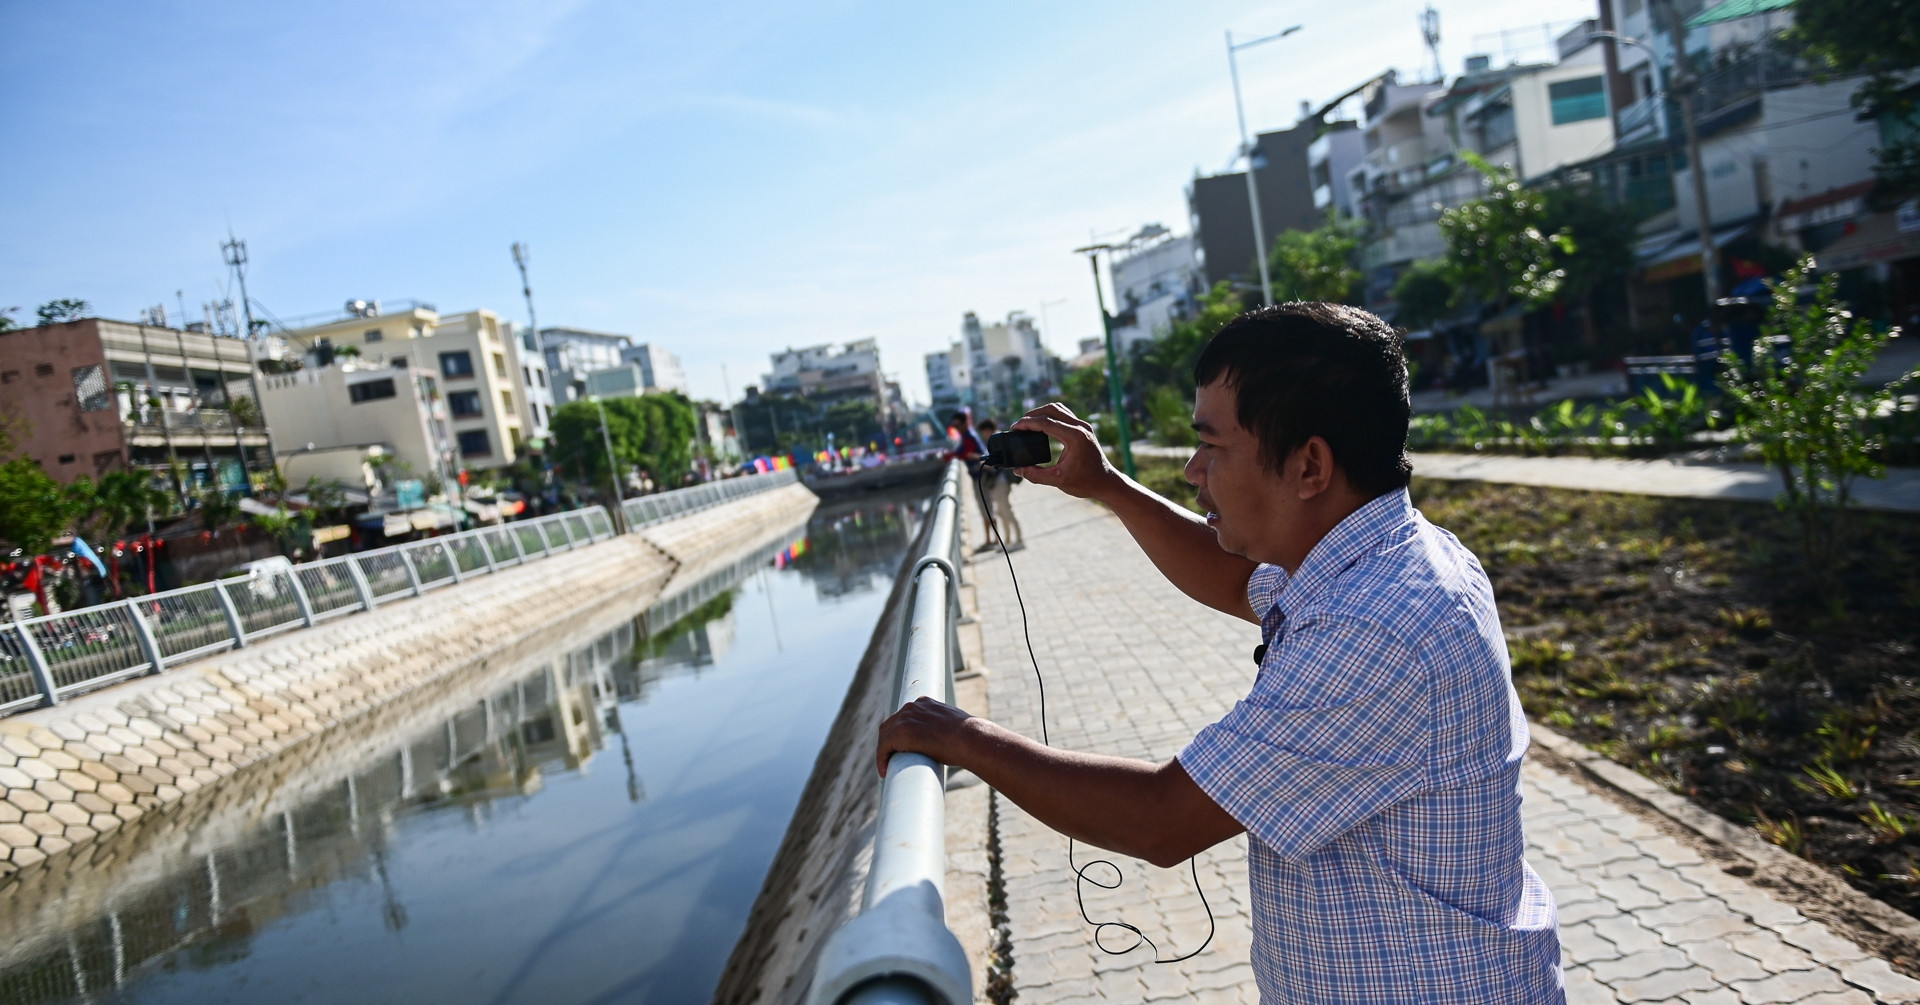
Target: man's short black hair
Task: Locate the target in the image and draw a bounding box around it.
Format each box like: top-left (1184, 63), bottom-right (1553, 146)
top-left (1192, 301), bottom-right (1411, 497)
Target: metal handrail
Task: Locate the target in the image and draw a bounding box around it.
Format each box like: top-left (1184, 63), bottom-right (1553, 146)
top-left (810, 461), bottom-right (970, 1005)
top-left (620, 468), bottom-right (799, 530)
top-left (1, 504), bottom-right (617, 716)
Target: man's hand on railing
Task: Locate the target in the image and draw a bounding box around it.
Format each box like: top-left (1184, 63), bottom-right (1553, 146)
top-left (874, 695), bottom-right (979, 777)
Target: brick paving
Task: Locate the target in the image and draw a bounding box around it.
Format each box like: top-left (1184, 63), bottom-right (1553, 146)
top-left (965, 483), bottom-right (1920, 1004)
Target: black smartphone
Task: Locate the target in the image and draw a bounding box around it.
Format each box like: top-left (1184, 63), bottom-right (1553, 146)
top-left (985, 429), bottom-right (1052, 468)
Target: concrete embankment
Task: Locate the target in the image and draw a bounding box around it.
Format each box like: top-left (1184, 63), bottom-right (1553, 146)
top-left (0, 482), bottom-right (819, 880)
top-left (712, 480), bottom-right (994, 1005)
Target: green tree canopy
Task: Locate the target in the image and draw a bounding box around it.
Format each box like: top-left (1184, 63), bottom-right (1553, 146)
top-left (1439, 153), bottom-right (1574, 310)
top-left (35, 298), bottom-right (91, 326)
top-left (821, 399), bottom-right (883, 446)
top-left (550, 393), bottom-right (698, 487)
top-left (67, 470), bottom-right (170, 543)
top-left (0, 459), bottom-right (75, 555)
top-left (1268, 213), bottom-right (1364, 304)
top-left (1391, 259), bottom-right (1458, 329)
top-left (1129, 283), bottom-right (1246, 401)
top-left (1793, 0), bottom-right (1920, 197)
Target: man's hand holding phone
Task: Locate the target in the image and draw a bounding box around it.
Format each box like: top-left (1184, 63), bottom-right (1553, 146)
top-left (1008, 403), bottom-right (1126, 501)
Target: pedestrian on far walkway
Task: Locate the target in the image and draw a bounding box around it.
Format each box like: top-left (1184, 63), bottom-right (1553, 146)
top-left (974, 420), bottom-right (1024, 552)
top-left (878, 302), bottom-right (1562, 1004)
top-left (941, 408), bottom-right (991, 541)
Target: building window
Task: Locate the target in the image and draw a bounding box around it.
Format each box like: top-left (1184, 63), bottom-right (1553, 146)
top-left (440, 351), bottom-right (474, 378)
top-left (536, 369), bottom-right (547, 388)
top-left (58, 454), bottom-right (75, 465)
top-left (500, 390), bottom-right (515, 412)
top-left (1, 371), bottom-right (17, 384)
top-left (349, 378), bottom-right (398, 403)
top-left (522, 366), bottom-right (531, 386)
top-left (491, 352), bottom-right (508, 378)
top-left (34, 363), bottom-right (54, 377)
top-left (1549, 76), bottom-right (1607, 125)
top-left (457, 429), bottom-right (492, 458)
top-left (365, 329), bottom-right (384, 342)
top-left (448, 390), bottom-right (484, 417)
top-left (71, 364), bottom-right (111, 411)
top-left (509, 425), bottom-right (525, 448)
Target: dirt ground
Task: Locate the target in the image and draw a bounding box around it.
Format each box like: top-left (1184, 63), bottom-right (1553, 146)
top-left (1132, 456), bottom-right (1920, 915)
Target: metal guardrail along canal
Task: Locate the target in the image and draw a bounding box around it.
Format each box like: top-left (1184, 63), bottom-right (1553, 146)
top-left (809, 461), bottom-right (972, 1005)
top-left (0, 468), bottom-right (804, 717)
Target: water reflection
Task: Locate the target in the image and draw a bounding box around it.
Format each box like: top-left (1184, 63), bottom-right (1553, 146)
top-left (0, 484), bottom-right (930, 1005)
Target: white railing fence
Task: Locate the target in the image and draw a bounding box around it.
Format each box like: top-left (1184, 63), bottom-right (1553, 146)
top-left (0, 505), bottom-right (617, 716)
top-left (808, 461), bottom-right (971, 1005)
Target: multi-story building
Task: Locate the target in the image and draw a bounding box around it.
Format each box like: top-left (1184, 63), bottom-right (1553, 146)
top-left (1349, 32), bottom-right (1618, 310)
top-left (764, 339), bottom-right (888, 412)
top-left (1187, 120), bottom-right (1325, 289)
top-left (924, 348), bottom-right (965, 416)
top-left (541, 327), bottom-right (631, 404)
top-left (256, 359), bottom-right (454, 493)
top-left (281, 303), bottom-right (525, 471)
top-left (0, 317), bottom-right (271, 490)
top-left (1109, 228), bottom-right (1202, 355)
top-left (1308, 121), bottom-right (1369, 219)
top-left (620, 343), bottom-right (687, 395)
top-left (503, 321), bottom-right (554, 444)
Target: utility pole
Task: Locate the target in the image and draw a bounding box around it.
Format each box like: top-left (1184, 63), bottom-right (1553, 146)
top-left (1073, 244), bottom-right (1135, 479)
top-left (1225, 24), bottom-right (1301, 308)
top-left (221, 233), bottom-right (276, 480)
top-left (1655, 0), bottom-right (1721, 314)
top-left (591, 397), bottom-right (625, 528)
top-left (510, 242), bottom-right (541, 357)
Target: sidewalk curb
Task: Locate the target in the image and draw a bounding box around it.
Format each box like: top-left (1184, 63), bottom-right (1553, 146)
top-left (1529, 719), bottom-right (1920, 970)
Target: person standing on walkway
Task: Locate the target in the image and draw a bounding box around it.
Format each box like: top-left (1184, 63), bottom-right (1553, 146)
top-left (878, 303), bottom-right (1562, 1004)
top-left (942, 408), bottom-right (992, 542)
top-left (975, 419), bottom-right (1025, 551)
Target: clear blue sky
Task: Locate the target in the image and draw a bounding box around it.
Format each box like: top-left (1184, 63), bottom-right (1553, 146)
top-left (1, 0), bottom-right (1593, 404)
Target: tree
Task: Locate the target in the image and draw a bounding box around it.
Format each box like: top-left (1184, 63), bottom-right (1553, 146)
top-left (1391, 260), bottom-right (1458, 329)
top-left (0, 458), bottom-right (75, 556)
top-left (1439, 153), bottom-right (1574, 311)
top-left (35, 298), bottom-right (91, 326)
top-left (1721, 259), bottom-right (1920, 598)
top-left (730, 392), bottom-right (817, 453)
top-left (67, 470), bottom-right (169, 543)
top-left (549, 393), bottom-right (698, 487)
top-left (1793, 0), bottom-right (1920, 198)
top-left (821, 399), bottom-right (883, 446)
top-left (1541, 183), bottom-right (1639, 343)
top-left (1059, 365), bottom-right (1109, 420)
top-left (1268, 213), bottom-right (1364, 304)
top-left (1129, 283), bottom-right (1245, 401)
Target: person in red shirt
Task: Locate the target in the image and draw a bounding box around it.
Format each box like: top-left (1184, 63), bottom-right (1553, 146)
top-left (942, 409), bottom-right (991, 541)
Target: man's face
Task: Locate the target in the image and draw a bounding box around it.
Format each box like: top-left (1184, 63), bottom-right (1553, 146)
top-left (1185, 378), bottom-right (1293, 562)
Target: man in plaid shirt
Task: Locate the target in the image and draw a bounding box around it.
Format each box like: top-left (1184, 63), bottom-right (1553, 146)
top-left (877, 303), bottom-right (1562, 1002)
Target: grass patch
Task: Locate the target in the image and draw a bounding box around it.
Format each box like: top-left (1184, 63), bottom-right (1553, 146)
top-left (1131, 456), bottom-right (1920, 913)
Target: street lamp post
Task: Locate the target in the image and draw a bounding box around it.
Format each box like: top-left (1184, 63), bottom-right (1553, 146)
top-left (588, 396), bottom-right (625, 529)
top-left (1073, 243), bottom-right (1135, 479)
top-left (1225, 24), bottom-right (1302, 308)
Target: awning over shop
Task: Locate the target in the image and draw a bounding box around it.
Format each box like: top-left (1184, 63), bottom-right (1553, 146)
top-left (1812, 210), bottom-right (1920, 272)
top-left (1689, 0), bottom-right (1792, 27)
top-left (1637, 222), bottom-right (1754, 282)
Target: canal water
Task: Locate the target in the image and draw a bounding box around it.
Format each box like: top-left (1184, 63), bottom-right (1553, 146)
top-left (0, 487), bottom-right (929, 1005)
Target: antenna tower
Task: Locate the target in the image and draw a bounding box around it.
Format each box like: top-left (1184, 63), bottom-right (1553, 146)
top-left (1420, 5), bottom-right (1443, 83)
top-left (221, 233), bottom-right (259, 340)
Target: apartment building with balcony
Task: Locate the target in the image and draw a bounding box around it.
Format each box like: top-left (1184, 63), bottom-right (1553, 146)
top-left (281, 304), bottom-right (524, 471)
top-left (0, 317), bottom-right (272, 489)
top-left (1351, 32), bottom-right (1618, 310)
top-left (1109, 228), bottom-right (1202, 355)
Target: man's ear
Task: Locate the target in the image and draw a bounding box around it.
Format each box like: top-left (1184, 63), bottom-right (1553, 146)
top-left (1294, 437), bottom-right (1337, 499)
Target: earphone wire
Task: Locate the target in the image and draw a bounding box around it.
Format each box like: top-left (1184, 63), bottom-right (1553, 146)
top-left (974, 467), bottom-right (1215, 964)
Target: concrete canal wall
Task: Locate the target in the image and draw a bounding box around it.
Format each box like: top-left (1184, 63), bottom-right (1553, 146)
top-left (712, 482), bottom-right (995, 1005)
top-left (0, 483), bottom-right (820, 881)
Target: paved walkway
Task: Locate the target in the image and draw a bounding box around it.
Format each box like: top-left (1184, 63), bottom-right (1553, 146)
top-left (1124, 445), bottom-right (1920, 514)
top-left (966, 484), bottom-right (1920, 1003)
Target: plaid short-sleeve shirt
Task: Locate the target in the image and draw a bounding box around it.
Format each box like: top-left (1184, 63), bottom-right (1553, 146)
top-left (1179, 489), bottom-right (1562, 1004)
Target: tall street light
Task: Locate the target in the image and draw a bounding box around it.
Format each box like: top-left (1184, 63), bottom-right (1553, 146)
top-left (587, 395), bottom-right (625, 529)
top-left (1226, 23), bottom-right (1302, 308)
top-left (1072, 243), bottom-right (1135, 479)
